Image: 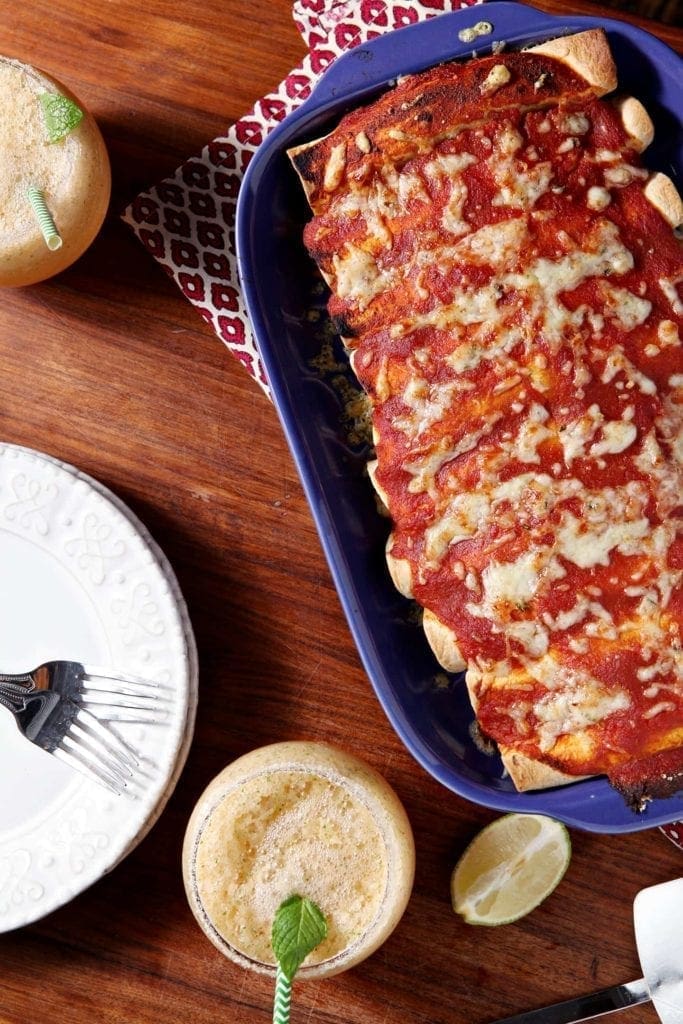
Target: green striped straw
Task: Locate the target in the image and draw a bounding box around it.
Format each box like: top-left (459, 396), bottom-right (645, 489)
top-left (272, 967), bottom-right (292, 1024)
top-left (27, 187), bottom-right (62, 251)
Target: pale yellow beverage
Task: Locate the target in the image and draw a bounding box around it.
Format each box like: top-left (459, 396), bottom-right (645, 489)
top-left (182, 742), bottom-right (415, 978)
top-left (0, 56), bottom-right (111, 286)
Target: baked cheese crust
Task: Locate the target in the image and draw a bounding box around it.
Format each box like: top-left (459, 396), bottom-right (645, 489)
top-left (290, 30), bottom-right (683, 805)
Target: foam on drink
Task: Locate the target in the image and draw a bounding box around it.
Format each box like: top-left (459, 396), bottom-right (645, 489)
top-left (183, 742), bottom-right (415, 978)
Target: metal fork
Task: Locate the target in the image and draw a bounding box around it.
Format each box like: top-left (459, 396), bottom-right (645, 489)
top-left (0, 661), bottom-right (167, 795)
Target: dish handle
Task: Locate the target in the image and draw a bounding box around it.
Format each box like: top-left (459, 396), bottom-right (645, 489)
top-left (299, 1), bottom-right (571, 118)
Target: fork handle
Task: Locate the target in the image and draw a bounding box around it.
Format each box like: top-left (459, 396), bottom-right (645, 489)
top-left (0, 691), bottom-right (22, 713)
top-left (0, 686), bottom-right (41, 718)
top-left (1, 667), bottom-right (55, 692)
top-left (0, 676), bottom-right (36, 707)
top-left (0, 686), bottom-right (62, 743)
top-left (0, 677), bottom-right (48, 717)
top-left (0, 683), bottom-right (34, 709)
top-left (0, 673), bottom-right (34, 689)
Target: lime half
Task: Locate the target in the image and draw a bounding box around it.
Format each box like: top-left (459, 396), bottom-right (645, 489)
top-left (451, 813), bottom-right (571, 926)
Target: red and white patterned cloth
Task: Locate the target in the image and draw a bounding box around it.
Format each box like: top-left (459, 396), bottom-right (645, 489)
top-left (122, 0), bottom-right (481, 396)
top-left (661, 822), bottom-right (683, 851)
top-left (123, 0), bottom-right (683, 851)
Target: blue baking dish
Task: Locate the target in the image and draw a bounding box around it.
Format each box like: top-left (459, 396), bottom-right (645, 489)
top-left (236, 2), bottom-right (683, 832)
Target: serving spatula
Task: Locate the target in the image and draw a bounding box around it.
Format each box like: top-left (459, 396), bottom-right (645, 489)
top-left (489, 877), bottom-right (683, 1024)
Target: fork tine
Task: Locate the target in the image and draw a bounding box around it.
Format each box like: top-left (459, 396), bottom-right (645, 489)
top-left (62, 722), bottom-right (134, 785)
top-left (53, 744), bottom-right (125, 796)
top-left (83, 666), bottom-right (170, 696)
top-left (71, 708), bottom-right (139, 770)
top-left (78, 702), bottom-right (169, 725)
top-left (59, 732), bottom-right (129, 789)
top-left (65, 715), bottom-right (136, 776)
top-left (79, 689), bottom-right (168, 710)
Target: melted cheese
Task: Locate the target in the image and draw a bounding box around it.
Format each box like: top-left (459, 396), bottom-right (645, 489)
top-left (395, 376), bottom-right (460, 437)
top-left (556, 513), bottom-right (650, 568)
top-left (466, 549), bottom-right (566, 657)
top-left (423, 154), bottom-right (477, 237)
top-left (446, 323), bottom-right (523, 374)
top-left (559, 404), bottom-right (603, 464)
top-left (403, 445), bottom-right (457, 498)
top-left (382, 164), bottom-right (430, 207)
top-left (658, 320), bottom-right (680, 347)
top-left (586, 186), bottom-right (611, 211)
top-left (402, 411), bottom-right (503, 495)
top-left (403, 221), bottom-right (635, 371)
top-left (490, 155), bottom-right (553, 209)
top-left (535, 686), bottom-right (631, 752)
top-left (634, 430), bottom-right (682, 518)
top-left (499, 403), bottom-right (552, 464)
top-left (600, 347), bottom-right (657, 395)
top-left (589, 419), bottom-right (638, 458)
top-left (480, 64), bottom-right (511, 95)
top-left (660, 277), bottom-right (683, 316)
top-left (484, 126), bottom-right (554, 208)
top-left (442, 178), bottom-right (471, 236)
top-left (324, 142), bottom-right (346, 192)
top-left (332, 244), bottom-right (392, 309)
top-left (456, 218), bottom-right (527, 269)
top-left (603, 163), bottom-right (648, 188)
top-left (600, 283), bottom-right (652, 331)
top-left (424, 492), bottom-right (491, 563)
top-left (424, 153), bottom-right (475, 179)
top-left (564, 113), bottom-right (590, 135)
top-left (543, 594), bottom-right (613, 632)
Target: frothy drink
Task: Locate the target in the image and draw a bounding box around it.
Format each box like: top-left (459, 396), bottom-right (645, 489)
top-left (183, 742), bottom-right (415, 978)
top-left (0, 56), bottom-right (111, 286)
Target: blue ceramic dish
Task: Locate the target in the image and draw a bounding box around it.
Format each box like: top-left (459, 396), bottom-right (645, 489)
top-left (236, 2), bottom-right (683, 833)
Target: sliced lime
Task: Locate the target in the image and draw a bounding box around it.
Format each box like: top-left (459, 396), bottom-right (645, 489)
top-left (451, 813), bottom-right (571, 926)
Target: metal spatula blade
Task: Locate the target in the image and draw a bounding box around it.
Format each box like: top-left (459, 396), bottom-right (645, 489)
top-left (489, 877), bottom-right (683, 1024)
top-left (633, 877), bottom-right (683, 1024)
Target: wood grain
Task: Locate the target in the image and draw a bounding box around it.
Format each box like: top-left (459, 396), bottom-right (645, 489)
top-left (0, 2), bottom-right (682, 1023)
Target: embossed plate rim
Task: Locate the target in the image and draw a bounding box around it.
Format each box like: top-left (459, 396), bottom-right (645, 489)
top-left (0, 443), bottom-right (198, 932)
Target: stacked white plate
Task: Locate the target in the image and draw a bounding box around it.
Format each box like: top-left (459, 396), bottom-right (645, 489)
top-left (0, 444), bottom-right (198, 932)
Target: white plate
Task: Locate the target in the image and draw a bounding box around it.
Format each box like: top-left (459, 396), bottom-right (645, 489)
top-left (0, 444), bottom-right (197, 932)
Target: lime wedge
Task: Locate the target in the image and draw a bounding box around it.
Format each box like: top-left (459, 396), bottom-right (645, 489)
top-left (40, 92), bottom-right (83, 143)
top-left (451, 813), bottom-right (571, 926)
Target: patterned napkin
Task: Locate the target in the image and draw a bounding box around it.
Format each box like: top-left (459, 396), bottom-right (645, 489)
top-left (121, 0), bottom-right (481, 397)
top-left (661, 822), bottom-right (683, 851)
top-left (123, 0), bottom-right (683, 851)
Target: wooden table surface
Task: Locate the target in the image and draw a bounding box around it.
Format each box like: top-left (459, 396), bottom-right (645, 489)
top-left (1, 2), bottom-right (682, 1022)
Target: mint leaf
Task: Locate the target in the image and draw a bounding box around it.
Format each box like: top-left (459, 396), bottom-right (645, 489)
top-left (272, 894), bottom-right (327, 982)
top-left (40, 93), bottom-right (83, 143)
